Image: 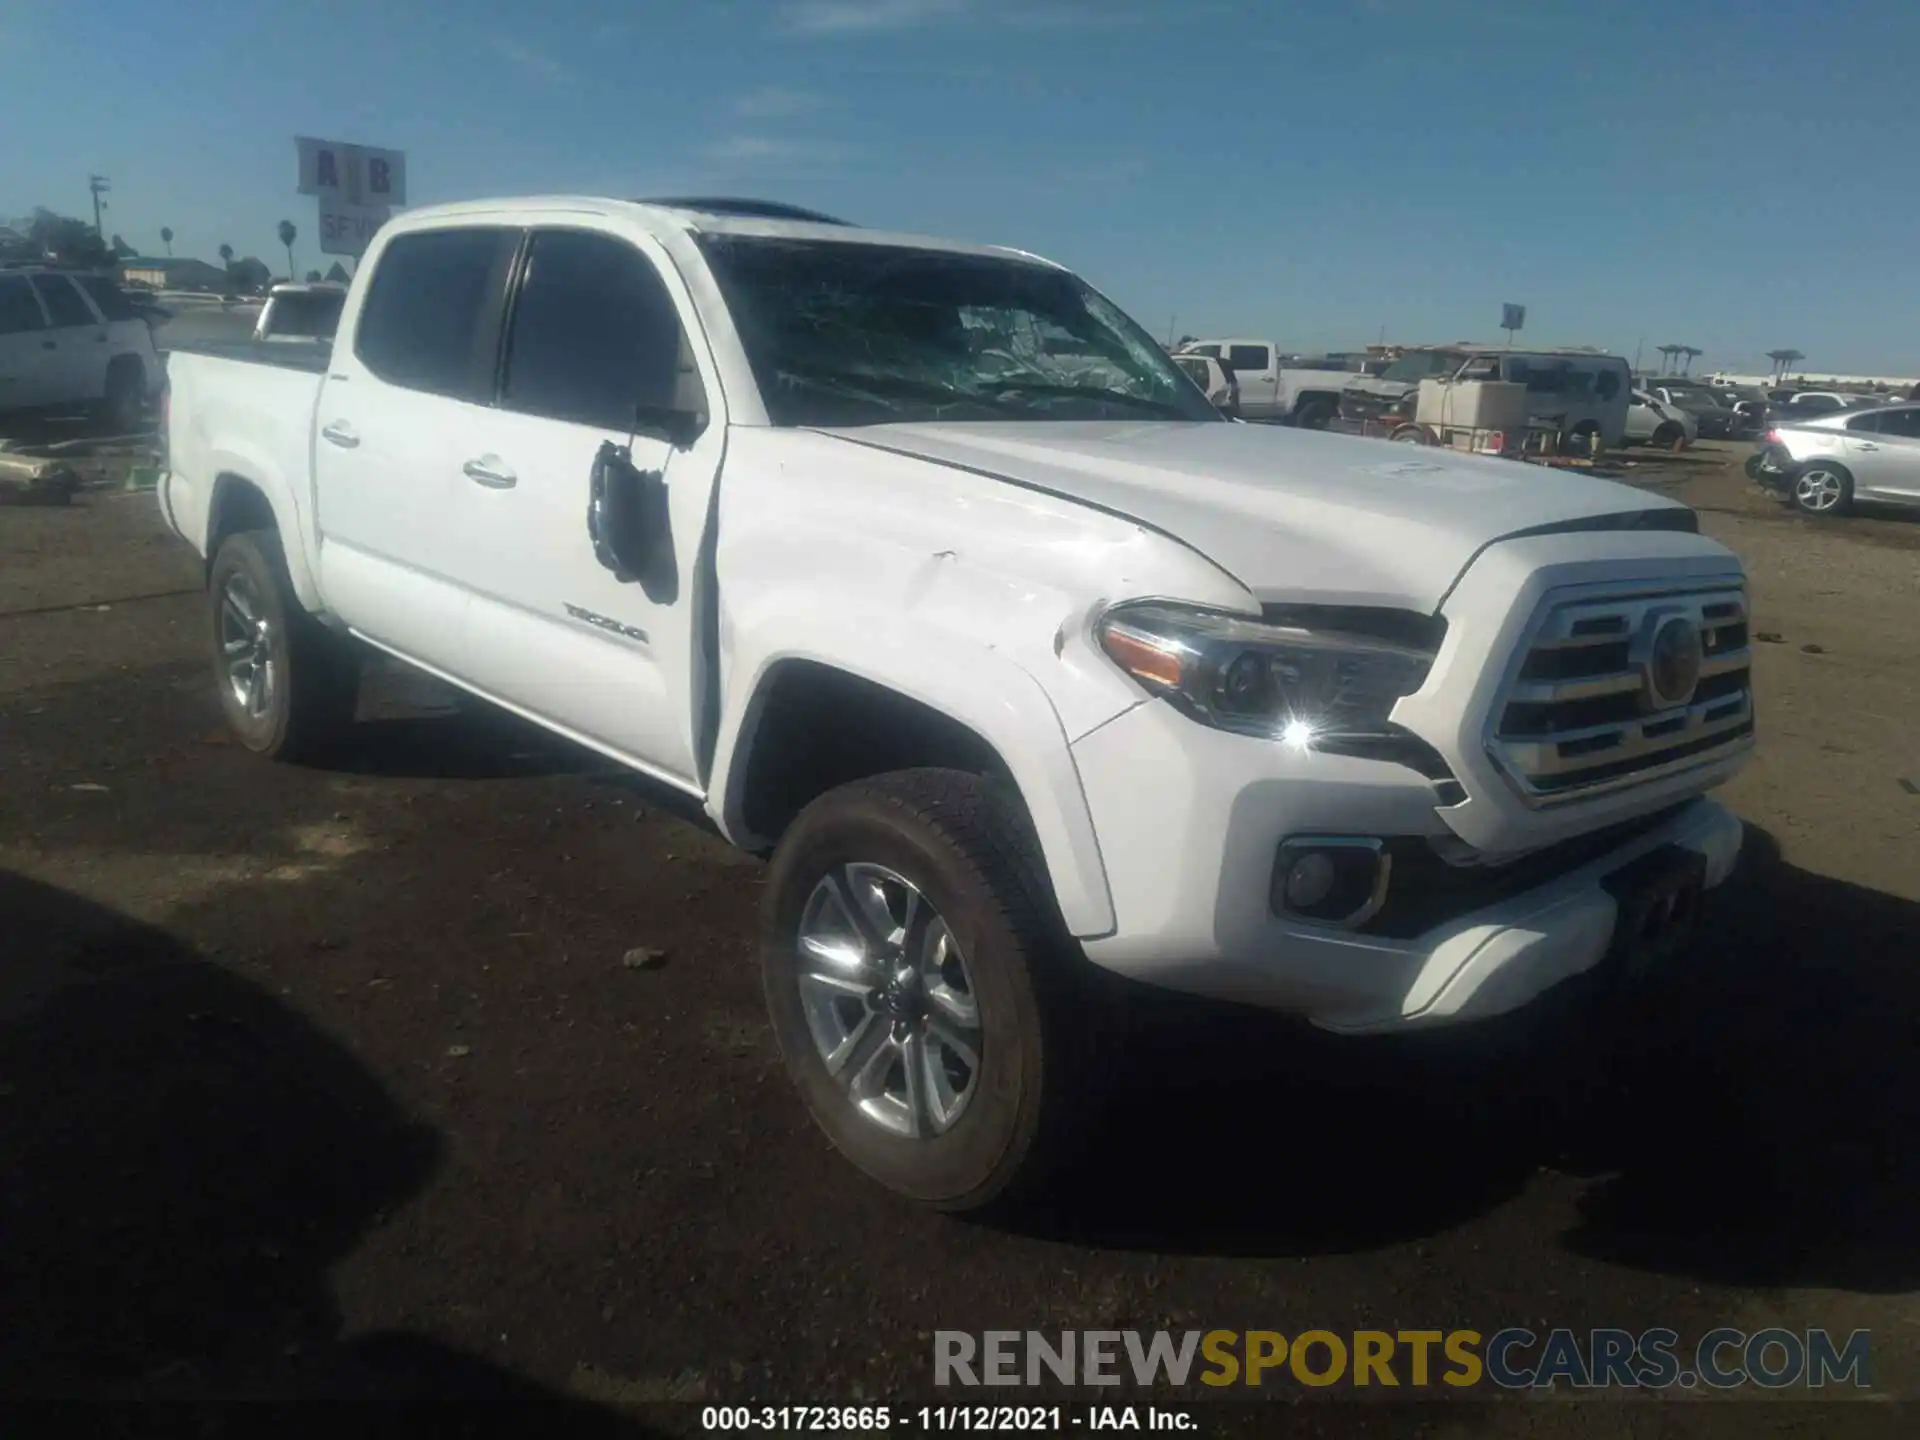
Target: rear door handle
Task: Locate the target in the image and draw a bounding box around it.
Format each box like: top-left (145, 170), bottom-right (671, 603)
top-left (1855, 442), bottom-right (1880, 451)
top-left (320, 421), bottom-right (359, 448)
top-left (463, 456), bottom-right (517, 489)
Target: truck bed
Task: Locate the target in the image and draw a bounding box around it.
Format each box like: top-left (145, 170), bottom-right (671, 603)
top-left (160, 339), bottom-right (332, 373)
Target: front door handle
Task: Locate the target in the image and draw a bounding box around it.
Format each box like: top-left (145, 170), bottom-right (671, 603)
top-left (463, 456), bottom-right (517, 489)
top-left (320, 421), bottom-right (359, 448)
top-left (1855, 442), bottom-right (1880, 451)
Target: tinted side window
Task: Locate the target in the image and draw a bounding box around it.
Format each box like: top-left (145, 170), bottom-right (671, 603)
top-left (32, 275), bottom-right (97, 328)
top-left (0, 275), bottom-right (46, 333)
top-left (76, 275), bottom-right (138, 322)
top-left (1846, 411), bottom-right (1883, 433)
top-left (1175, 358), bottom-right (1207, 385)
top-left (1189, 343), bottom-right (1221, 358)
top-left (1227, 344), bottom-right (1269, 373)
top-left (1595, 365), bottom-right (1623, 400)
top-left (500, 229), bottom-right (688, 430)
top-left (1799, 395), bottom-right (1840, 412)
top-left (355, 228), bottom-right (516, 399)
top-left (1874, 408), bottom-right (1920, 439)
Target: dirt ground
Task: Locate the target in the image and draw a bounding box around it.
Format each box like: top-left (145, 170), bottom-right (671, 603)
top-left (0, 440), bottom-right (1914, 1434)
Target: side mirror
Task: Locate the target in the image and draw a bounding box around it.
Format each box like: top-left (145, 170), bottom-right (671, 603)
top-left (588, 441), bottom-right (663, 578)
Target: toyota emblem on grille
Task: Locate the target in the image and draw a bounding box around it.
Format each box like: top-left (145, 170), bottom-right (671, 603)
top-left (1642, 613), bottom-right (1704, 712)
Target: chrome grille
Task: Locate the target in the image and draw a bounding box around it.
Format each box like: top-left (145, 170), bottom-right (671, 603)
top-left (1488, 584), bottom-right (1753, 803)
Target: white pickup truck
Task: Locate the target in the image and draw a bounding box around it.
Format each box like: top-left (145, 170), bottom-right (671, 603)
top-left (158, 196), bottom-right (1755, 1210)
top-left (1175, 339), bottom-right (1352, 427)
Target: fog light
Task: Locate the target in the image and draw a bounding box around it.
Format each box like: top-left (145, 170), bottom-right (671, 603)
top-left (1271, 837), bottom-right (1391, 928)
top-left (1282, 851), bottom-right (1337, 909)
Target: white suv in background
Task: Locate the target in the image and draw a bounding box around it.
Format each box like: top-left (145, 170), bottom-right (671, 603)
top-left (0, 267), bottom-right (162, 430)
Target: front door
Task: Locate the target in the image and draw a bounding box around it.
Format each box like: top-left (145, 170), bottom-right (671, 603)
top-left (0, 274), bottom-right (55, 410)
top-left (446, 224), bottom-right (727, 789)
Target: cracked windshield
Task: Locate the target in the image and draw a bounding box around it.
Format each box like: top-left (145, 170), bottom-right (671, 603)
top-left (2, 0), bottom-right (1914, 1432)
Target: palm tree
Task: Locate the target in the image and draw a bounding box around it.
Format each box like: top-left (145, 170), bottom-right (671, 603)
top-left (1654, 344), bottom-right (1678, 375)
top-left (1679, 346), bottom-right (1702, 375)
top-left (160, 226), bottom-right (173, 256)
top-left (1780, 348), bottom-right (1804, 381)
top-left (218, 242), bottom-right (234, 267)
top-left (277, 219), bottom-right (297, 282)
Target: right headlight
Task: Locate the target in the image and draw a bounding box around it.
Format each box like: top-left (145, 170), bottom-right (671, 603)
top-left (1096, 601), bottom-right (1437, 748)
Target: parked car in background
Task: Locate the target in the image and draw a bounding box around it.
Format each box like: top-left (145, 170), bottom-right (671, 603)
top-left (1176, 339), bottom-right (1348, 427)
top-left (1625, 388), bottom-right (1697, 449)
top-left (1767, 392), bottom-right (1884, 426)
top-left (1752, 403), bottom-right (1920, 517)
top-left (0, 266), bottom-right (162, 429)
top-left (1171, 352), bottom-right (1239, 416)
top-left (1641, 381), bottom-right (1738, 440)
top-left (253, 281), bottom-right (347, 344)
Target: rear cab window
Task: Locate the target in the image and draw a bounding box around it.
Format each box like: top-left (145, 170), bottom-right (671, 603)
top-left (353, 228), bottom-right (520, 399)
top-left (1226, 343), bottom-right (1270, 373)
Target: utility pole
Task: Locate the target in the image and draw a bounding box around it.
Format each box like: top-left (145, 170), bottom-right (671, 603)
top-left (88, 174), bottom-right (111, 236)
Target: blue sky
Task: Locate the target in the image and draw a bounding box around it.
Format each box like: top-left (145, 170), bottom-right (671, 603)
top-left (6, 0), bottom-right (1919, 374)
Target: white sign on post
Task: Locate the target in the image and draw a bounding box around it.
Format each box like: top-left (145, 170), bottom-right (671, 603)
top-left (319, 199), bottom-right (390, 258)
top-left (297, 136), bottom-right (407, 206)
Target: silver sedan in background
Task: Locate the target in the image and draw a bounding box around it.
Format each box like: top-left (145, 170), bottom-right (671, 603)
top-left (1750, 402), bottom-right (1920, 516)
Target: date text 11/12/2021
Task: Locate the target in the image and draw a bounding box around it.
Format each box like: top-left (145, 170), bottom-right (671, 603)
top-left (701, 1406), bottom-right (1195, 1431)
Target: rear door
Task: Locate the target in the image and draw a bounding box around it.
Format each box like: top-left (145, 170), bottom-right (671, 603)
top-left (446, 223), bottom-right (727, 786)
top-left (28, 273), bottom-right (110, 405)
top-left (1224, 340), bottom-right (1277, 416)
top-left (0, 274), bottom-right (56, 410)
top-left (312, 224), bottom-right (522, 673)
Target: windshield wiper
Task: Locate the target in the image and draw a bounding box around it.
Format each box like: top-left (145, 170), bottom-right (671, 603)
top-left (978, 380), bottom-right (1194, 418)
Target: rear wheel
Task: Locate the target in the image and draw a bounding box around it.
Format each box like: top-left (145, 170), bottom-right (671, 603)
top-left (208, 531), bottom-right (359, 759)
top-left (1564, 421), bottom-right (1601, 457)
top-left (761, 769), bottom-right (1091, 1211)
top-left (1390, 424), bottom-right (1428, 445)
top-left (1652, 421), bottom-right (1686, 451)
top-left (1791, 464), bottom-right (1853, 517)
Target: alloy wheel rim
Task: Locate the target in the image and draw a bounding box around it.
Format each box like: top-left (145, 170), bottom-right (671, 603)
top-left (219, 572), bottom-right (276, 719)
top-left (1796, 471), bottom-right (1842, 511)
top-left (795, 863), bottom-right (982, 1139)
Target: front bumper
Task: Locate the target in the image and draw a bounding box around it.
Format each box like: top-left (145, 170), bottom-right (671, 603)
top-left (1072, 699), bottom-right (1743, 1034)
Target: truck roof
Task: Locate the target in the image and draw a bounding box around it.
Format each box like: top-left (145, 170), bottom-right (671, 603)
top-left (381, 196), bottom-right (1062, 270)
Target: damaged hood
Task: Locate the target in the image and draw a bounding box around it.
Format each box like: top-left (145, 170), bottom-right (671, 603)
top-left (813, 420), bottom-right (1692, 612)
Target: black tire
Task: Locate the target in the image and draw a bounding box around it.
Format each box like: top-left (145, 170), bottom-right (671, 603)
top-left (1652, 421), bottom-right (1685, 451)
top-left (1790, 462), bottom-right (1853, 518)
top-left (1564, 421), bottom-right (1601, 457)
top-left (208, 530), bottom-right (358, 760)
top-left (1390, 424), bottom-right (1428, 445)
top-left (761, 768), bottom-right (1092, 1211)
top-left (98, 357), bottom-right (145, 433)
top-left (1293, 396), bottom-right (1335, 430)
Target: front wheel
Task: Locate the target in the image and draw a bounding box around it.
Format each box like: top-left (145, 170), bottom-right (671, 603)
top-left (1652, 421), bottom-right (1687, 451)
top-left (1791, 464), bottom-right (1853, 517)
top-left (1293, 397), bottom-right (1335, 431)
top-left (761, 769), bottom-right (1087, 1211)
top-left (1390, 424), bottom-right (1429, 445)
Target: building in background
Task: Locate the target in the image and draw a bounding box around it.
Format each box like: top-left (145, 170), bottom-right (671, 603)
top-left (119, 256), bottom-right (229, 292)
